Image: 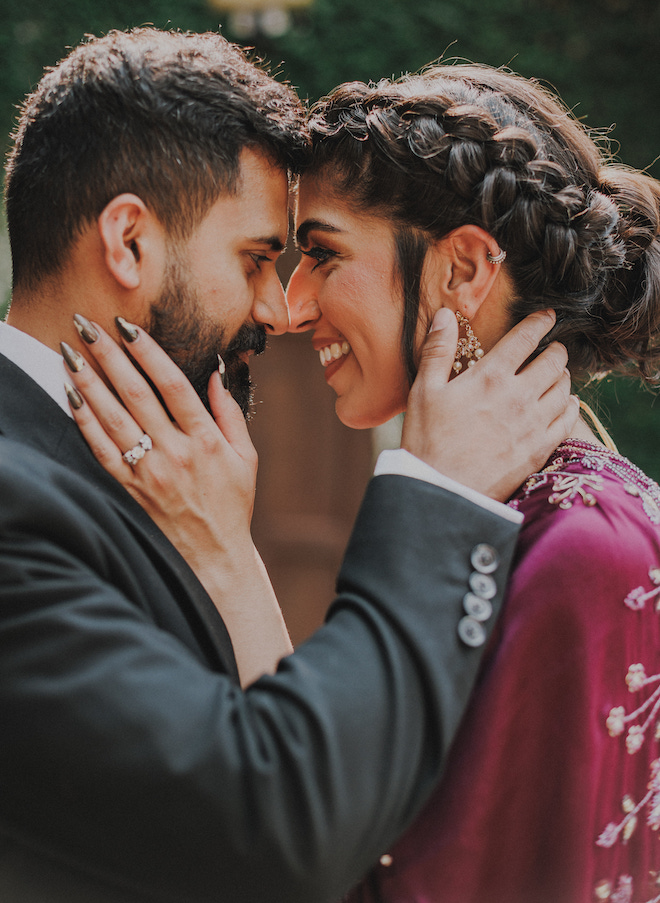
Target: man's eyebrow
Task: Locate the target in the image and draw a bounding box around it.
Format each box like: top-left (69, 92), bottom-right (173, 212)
top-left (251, 235), bottom-right (286, 252)
top-left (295, 220), bottom-right (342, 247)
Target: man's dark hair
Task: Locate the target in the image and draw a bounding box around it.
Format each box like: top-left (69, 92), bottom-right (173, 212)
top-left (5, 27), bottom-right (309, 291)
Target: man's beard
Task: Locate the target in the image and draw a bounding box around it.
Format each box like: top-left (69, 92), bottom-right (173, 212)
top-left (145, 261), bottom-right (267, 419)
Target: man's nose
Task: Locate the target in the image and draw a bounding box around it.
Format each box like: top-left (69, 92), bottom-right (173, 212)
top-left (253, 272), bottom-right (290, 335)
top-left (286, 263), bottom-right (321, 333)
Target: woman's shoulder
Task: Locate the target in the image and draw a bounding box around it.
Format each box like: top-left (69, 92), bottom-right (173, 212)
top-left (509, 439), bottom-right (660, 538)
top-left (505, 440), bottom-right (660, 608)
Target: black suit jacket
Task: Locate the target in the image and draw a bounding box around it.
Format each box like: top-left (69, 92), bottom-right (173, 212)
top-left (0, 351), bottom-right (521, 903)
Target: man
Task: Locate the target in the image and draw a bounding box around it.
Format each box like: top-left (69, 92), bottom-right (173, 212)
top-left (0, 28), bottom-right (576, 903)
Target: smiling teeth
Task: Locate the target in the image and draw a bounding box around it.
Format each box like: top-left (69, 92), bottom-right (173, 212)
top-left (319, 341), bottom-right (351, 367)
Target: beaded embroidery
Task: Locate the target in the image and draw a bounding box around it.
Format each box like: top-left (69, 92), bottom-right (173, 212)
top-left (595, 573), bottom-right (660, 900)
top-left (510, 440), bottom-right (660, 526)
top-left (513, 442), bottom-right (660, 902)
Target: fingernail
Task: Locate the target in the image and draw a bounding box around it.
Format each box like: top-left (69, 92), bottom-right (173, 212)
top-left (73, 314), bottom-right (99, 344)
top-left (429, 308), bottom-right (454, 333)
top-left (60, 341), bottom-right (85, 372)
top-left (116, 316), bottom-right (139, 342)
top-left (217, 354), bottom-right (227, 389)
top-left (64, 382), bottom-right (83, 410)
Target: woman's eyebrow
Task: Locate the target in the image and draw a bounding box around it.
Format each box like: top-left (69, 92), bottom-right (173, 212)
top-left (295, 219), bottom-right (342, 247)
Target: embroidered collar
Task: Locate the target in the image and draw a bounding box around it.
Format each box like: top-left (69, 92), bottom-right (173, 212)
top-left (510, 439), bottom-right (660, 525)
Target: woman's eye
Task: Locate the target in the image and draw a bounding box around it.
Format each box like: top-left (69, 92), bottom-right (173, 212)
top-left (301, 246), bottom-right (335, 270)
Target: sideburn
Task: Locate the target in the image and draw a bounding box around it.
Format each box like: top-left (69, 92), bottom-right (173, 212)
top-left (395, 228), bottom-right (431, 386)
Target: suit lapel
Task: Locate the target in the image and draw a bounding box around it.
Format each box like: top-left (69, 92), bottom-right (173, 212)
top-left (0, 353), bottom-right (240, 682)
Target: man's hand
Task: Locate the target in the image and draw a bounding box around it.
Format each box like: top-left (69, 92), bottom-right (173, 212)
top-left (401, 309), bottom-right (579, 502)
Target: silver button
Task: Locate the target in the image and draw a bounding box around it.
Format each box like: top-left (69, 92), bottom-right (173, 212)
top-left (458, 616), bottom-right (486, 647)
top-left (379, 854), bottom-right (393, 867)
top-left (469, 572), bottom-right (497, 600)
top-left (470, 543), bottom-right (499, 574)
top-left (463, 592), bottom-right (493, 622)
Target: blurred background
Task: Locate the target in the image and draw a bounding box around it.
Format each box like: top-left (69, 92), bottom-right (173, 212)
top-left (1, 0), bottom-right (659, 642)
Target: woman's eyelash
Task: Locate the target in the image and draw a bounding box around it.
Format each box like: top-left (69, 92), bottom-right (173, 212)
top-left (300, 246), bottom-right (336, 269)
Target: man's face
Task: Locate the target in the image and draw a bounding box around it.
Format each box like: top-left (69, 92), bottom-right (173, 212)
top-left (146, 149), bottom-right (290, 417)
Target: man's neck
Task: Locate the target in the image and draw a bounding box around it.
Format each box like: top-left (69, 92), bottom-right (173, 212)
top-left (7, 286), bottom-right (76, 355)
top-left (6, 276), bottom-right (125, 378)
top-left (0, 320), bottom-right (73, 415)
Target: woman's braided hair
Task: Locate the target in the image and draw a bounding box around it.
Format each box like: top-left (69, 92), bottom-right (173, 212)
top-left (305, 64), bottom-right (660, 384)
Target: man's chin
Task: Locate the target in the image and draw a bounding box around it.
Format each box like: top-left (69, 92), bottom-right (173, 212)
top-left (225, 361), bottom-right (254, 420)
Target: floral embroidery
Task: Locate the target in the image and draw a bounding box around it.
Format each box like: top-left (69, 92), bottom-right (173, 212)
top-left (611, 875), bottom-right (633, 903)
top-left (509, 440), bottom-right (660, 526)
top-left (593, 874), bottom-right (660, 903)
top-left (605, 664), bottom-right (660, 754)
top-left (625, 484), bottom-right (660, 526)
top-left (596, 760), bottom-right (660, 857)
top-left (513, 468), bottom-right (604, 509)
top-left (511, 440), bottom-right (660, 903)
top-left (594, 874), bottom-right (660, 903)
top-left (624, 570), bottom-right (660, 612)
top-left (547, 472), bottom-right (602, 508)
top-left (597, 655), bottom-right (660, 900)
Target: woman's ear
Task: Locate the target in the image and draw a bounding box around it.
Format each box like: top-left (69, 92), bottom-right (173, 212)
top-left (427, 225), bottom-right (504, 319)
top-left (97, 194), bottom-right (163, 291)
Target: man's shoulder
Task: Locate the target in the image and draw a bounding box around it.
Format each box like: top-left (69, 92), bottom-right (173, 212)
top-left (0, 435), bottom-right (117, 530)
top-left (0, 434), bottom-right (84, 484)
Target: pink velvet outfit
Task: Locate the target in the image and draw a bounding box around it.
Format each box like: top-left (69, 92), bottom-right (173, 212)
top-left (346, 439), bottom-right (660, 903)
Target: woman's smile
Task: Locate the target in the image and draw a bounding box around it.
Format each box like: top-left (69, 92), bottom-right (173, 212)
top-left (316, 339), bottom-right (351, 370)
top-left (287, 175), bottom-right (411, 430)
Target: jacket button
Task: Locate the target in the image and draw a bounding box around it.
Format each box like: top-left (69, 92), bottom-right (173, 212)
top-left (458, 615), bottom-right (486, 647)
top-left (463, 592), bottom-right (493, 622)
top-left (468, 571), bottom-right (497, 600)
top-left (470, 543), bottom-right (499, 574)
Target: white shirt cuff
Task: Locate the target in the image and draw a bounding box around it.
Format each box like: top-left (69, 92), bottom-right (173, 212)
top-left (374, 448), bottom-right (523, 525)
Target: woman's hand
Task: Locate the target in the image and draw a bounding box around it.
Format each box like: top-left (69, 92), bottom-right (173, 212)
top-left (402, 309), bottom-right (580, 500)
top-left (62, 315), bottom-right (292, 685)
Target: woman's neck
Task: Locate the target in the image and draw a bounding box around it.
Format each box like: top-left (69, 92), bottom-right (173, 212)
top-left (569, 416), bottom-right (603, 447)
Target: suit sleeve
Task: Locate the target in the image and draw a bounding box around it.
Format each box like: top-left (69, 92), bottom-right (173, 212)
top-left (0, 461), bottom-right (519, 903)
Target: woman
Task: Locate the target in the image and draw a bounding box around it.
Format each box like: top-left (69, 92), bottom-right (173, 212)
top-left (66, 65), bottom-right (660, 901)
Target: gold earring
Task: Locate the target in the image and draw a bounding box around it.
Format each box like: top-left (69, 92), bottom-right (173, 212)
top-left (453, 312), bottom-right (484, 373)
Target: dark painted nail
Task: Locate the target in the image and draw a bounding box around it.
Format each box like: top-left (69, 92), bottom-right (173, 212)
top-left (115, 316), bottom-right (139, 342)
top-left (60, 342), bottom-right (85, 372)
top-left (64, 382), bottom-right (83, 410)
top-left (73, 314), bottom-right (99, 343)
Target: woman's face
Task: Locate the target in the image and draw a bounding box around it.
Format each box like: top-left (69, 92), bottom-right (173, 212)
top-left (286, 174), bottom-right (415, 430)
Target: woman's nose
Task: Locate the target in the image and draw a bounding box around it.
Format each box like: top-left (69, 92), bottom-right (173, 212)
top-left (286, 263), bottom-right (321, 333)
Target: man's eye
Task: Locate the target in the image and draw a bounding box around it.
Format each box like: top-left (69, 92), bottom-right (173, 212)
top-left (250, 253), bottom-right (272, 269)
top-left (301, 246), bottom-right (335, 270)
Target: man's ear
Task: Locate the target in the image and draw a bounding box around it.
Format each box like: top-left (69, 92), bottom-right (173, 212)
top-left (428, 225), bottom-right (504, 319)
top-left (97, 194), bottom-right (163, 291)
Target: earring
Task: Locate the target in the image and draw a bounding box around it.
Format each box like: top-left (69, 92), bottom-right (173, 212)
top-left (486, 247), bottom-right (507, 265)
top-left (453, 312), bottom-right (484, 373)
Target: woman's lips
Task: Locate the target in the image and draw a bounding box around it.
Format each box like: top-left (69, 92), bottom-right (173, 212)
top-left (318, 340), bottom-right (351, 368)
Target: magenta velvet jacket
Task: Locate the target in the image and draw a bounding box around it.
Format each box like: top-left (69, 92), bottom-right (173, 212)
top-left (346, 440), bottom-right (660, 903)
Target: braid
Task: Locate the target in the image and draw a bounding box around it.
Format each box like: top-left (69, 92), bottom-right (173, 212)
top-left (306, 65), bottom-right (660, 383)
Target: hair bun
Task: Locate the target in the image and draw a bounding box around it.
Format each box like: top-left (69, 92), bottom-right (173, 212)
top-left (598, 166), bottom-right (660, 263)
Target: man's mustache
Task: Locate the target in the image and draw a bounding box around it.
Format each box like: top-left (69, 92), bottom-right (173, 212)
top-left (224, 323), bottom-right (267, 358)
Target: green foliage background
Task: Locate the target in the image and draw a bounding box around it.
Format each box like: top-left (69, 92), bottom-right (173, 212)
top-left (1, 0), bottom-right (659, 477)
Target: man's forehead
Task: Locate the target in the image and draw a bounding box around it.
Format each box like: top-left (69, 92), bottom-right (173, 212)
top-left (233, 150), bottom-right (289, 236)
